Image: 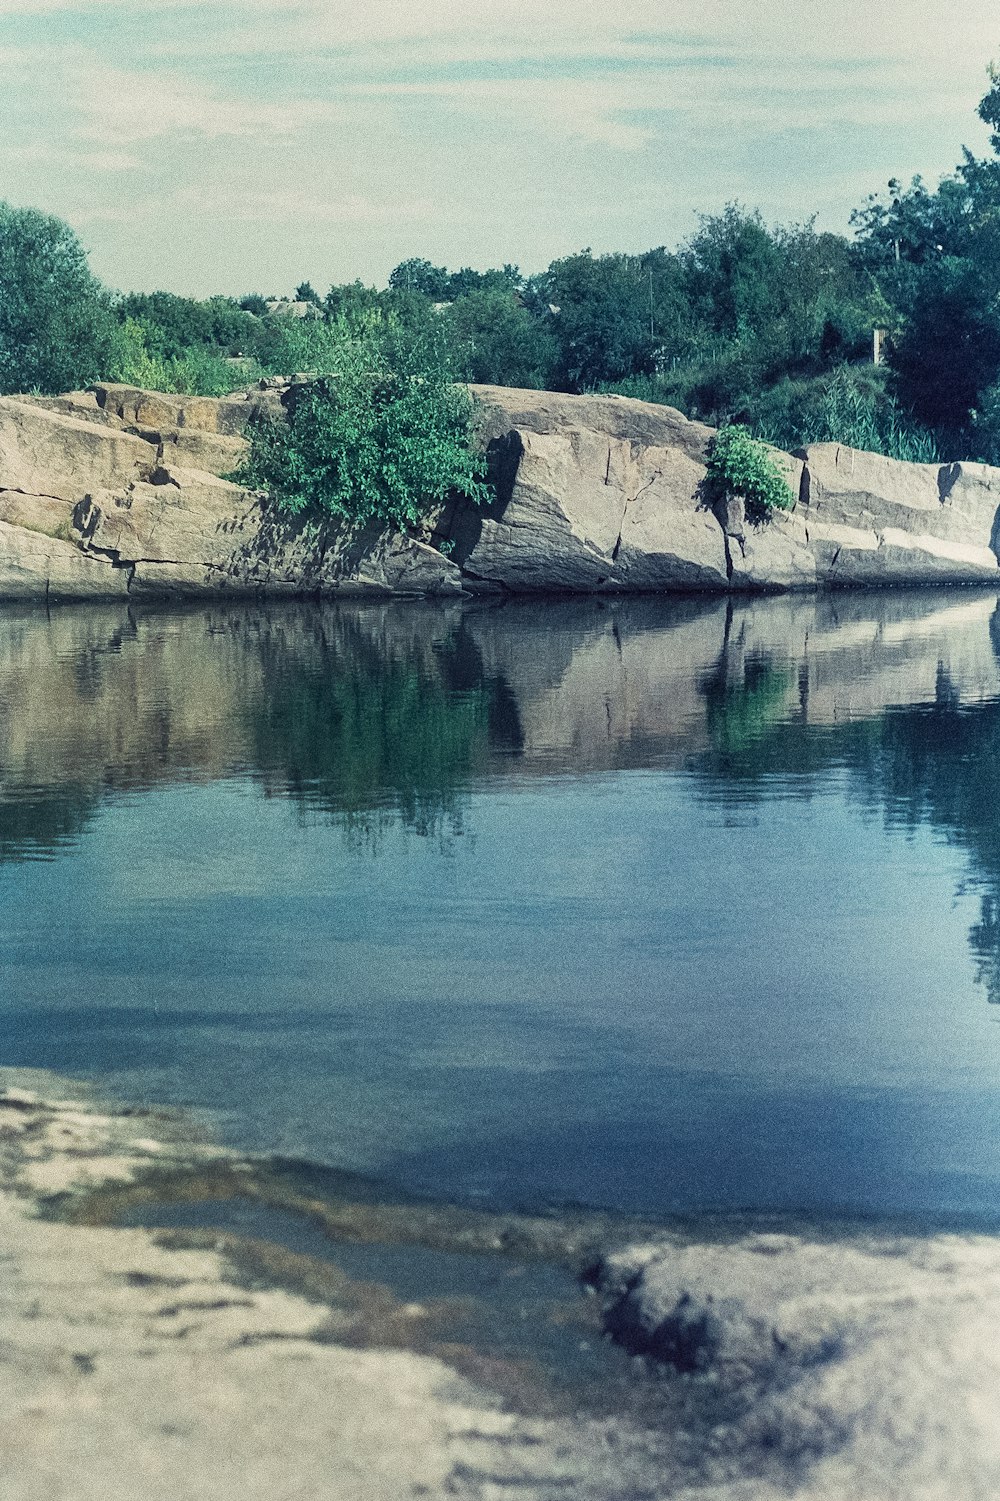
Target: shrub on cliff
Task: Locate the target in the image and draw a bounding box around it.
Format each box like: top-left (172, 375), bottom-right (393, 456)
top-left (704, 425), bottom-right (795, 524)
top-left (0, 204), bottom-right (117, 394)
top-left (236, 324), bottom-right (490, 531)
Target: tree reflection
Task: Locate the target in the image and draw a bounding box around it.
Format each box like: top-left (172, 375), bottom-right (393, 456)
top-left (245, 612), bottom-right (522, 839)
top-left (698, 627), bottom-right (1000, 1003)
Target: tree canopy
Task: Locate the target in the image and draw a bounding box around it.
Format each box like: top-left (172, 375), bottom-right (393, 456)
top-left (0, 204), bottom-right (117, 394)
top-left (5, 60), bottom-right (1000, 464)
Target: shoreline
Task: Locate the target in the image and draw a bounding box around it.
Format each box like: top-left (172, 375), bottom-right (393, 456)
top-left (0, 1068), bottom-right (680, 1500)
top-left (6, 1067), bottom-right (1000, 1498)
top-left (4, 382), bottom-right (1000, 603)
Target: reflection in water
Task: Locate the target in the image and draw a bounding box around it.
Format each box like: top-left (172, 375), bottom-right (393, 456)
top-left (8, 593), bottom-right (1000, 992)
top-left (245, 610), bottom-right (522, 838)
top-left (5, 592), bottom-right (1000, 1219)
top-left (695, 619), bottom-right (1000, 1004)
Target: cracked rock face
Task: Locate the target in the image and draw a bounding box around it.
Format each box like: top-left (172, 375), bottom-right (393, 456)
top-left (0, 385), bottom-right (466, 601)
top-left (1, 382), bottom-right (1000, 600)
top-left (437, 387), bottom-right (1000, 593)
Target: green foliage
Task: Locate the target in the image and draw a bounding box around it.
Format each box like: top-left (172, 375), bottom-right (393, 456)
top-left (704, 425), bottom-right (795, 524)
top-left (388, 258), bottom-right (451, 299)
top-left (236, 324), bottom-right (490, 530)
top-left (0, 203), bottom-right (118, 394)
top-left (887, 256), bottom-right (1000, 439)
top-left (542, 249), bottom-right (662, 389)
top-left (443, 287), bottom-right (557, 388)
top-left (750, 368), bottom-right (941, 463)
top-left (108, 317), bottom-right (260, 395)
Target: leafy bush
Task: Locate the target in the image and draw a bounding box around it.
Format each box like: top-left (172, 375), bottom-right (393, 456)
top-left (236, 325), bottom-right (490, 530)
top-left (108, 317), bottom-right (261, 395)
top-left (704, 425), bottom-right (795, 523)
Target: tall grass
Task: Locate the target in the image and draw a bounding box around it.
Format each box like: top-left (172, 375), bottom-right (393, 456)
top-left (602, 365), bottom-right (941, 464)
top-left (753, 370), bottom-right (941, 463)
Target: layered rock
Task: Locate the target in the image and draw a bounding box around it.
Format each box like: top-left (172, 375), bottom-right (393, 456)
top-left (798, 443), bottom-right (1000, 584)
top-left (1, 380), bottom-right (1000, 601)
top-left (440, 388), bottom-right (730, 591)
top-left (435, 387), bottom-right (1000, 592)
top-left (0, 385), bottom-right (464, 601)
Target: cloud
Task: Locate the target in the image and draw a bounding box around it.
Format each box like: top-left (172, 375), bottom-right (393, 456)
top-left (69, 67), bottom-right (348, 143)
top-left (75, 184), bottom-right (434, 227)
top-left (0, 141), bottom-right (141, 171)
top-left (0, 0), bottom-right (996, 290)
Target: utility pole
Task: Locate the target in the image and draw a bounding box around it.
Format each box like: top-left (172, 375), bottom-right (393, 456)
top-left (648, 263), bottom-right (654, 343)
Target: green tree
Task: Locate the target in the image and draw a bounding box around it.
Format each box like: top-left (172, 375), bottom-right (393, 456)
top-left (543, 250), bottom-right (659, 390)
top-left (445, 264), bottom-right (522, 299)
top-left (889, 256), bottom-right (1000, 436)
top-left (238, 293), bottom-right (269, 316)
top-left (443, 287), bottom-right (557, 388)
top-left (0, 204), bottom-right (117, 394)
top-left (388, 258), bottom-right (451, 299)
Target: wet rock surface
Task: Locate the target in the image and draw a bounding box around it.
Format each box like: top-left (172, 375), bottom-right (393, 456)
top-left (593, 1230), bottom-right (1000, 1499)
top-left (0, 1071), bottom-right (686, 1500)
top-left (4, 1069), bottom-right (1000, 1497)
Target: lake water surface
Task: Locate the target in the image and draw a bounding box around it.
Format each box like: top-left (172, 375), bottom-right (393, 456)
top-left (4, 591), bottom-right (1000, 1224)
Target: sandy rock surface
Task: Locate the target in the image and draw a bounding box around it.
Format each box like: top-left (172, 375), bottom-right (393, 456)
top-left (6, 1069), bottom-right (1000, 1498)
top-left (0, 1073), bottom-right (676, 1501)
top-left (598, 1231), bottom-right (1000, 1501)
top-left (1, 381), bottom-right (1000, 598)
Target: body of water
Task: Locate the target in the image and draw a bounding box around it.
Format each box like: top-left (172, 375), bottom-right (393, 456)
top-left (4, 591), bottom-right (1000, 1223)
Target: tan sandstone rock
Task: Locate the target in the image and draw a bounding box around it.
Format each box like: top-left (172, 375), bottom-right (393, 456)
top-left (443, 390), bottom-right (728, 591)
top-left (0, 519), bottom-right (126, 600)
top-left (0, 398), bottom-right (156, 503)
top-left (1, 382), bottom-right (1000, 600)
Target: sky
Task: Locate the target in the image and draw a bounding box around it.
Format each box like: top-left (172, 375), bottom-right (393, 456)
top-left (0, 0), bottom-right (997, 297)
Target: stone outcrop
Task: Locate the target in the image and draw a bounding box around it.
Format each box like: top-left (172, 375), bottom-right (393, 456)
top-left (797, 442), bottom-right (1000, 584)
top-left (434, 387), bottom-right (1000, 592)
top-left (593, 1229), bottom-right (1000, 1499)
top-left (0, 384), bottom-right (464, 601)
top-left (1, 380), bottom-right (1000, 600)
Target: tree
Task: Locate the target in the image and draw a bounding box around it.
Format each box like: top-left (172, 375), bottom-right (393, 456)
top-left (238, 293), bottom-right (270, 317)
top-left (890, 256), bottom-right (1000, 436)
top-left (443, 287), bottom-right (557, 388)
top-left (236, 322), bottom-right (490, 530)
top-left (294, 281), bottom-right (322, 307)
top-left (543, 250), bottom-right (658, 390)
top-left (0, 204), bottom-right (117, 394)
top-left (117, 291), bottom-right (214, 359)
top-left (445, 264), bottom-right (522, 299)
top-left (387, 258), bottom-right (451, 299)
top-left (859, 65), bottom-right (1000, 445)
top-left (680, 207), bottom-right (786, 341)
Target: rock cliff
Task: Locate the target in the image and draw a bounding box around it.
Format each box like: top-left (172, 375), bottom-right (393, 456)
top-left (1, 380), bottom-right (999, 600)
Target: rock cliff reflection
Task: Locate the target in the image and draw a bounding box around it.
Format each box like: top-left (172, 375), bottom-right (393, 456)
top-left (4, 592), bottom-right (1000, 1219)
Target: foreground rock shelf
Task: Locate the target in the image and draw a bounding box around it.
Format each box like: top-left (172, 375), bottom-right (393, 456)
top-left (4, 1071), bottom-right (1000, 1499)
top-left (1, 380), bottom-right (999, 601)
